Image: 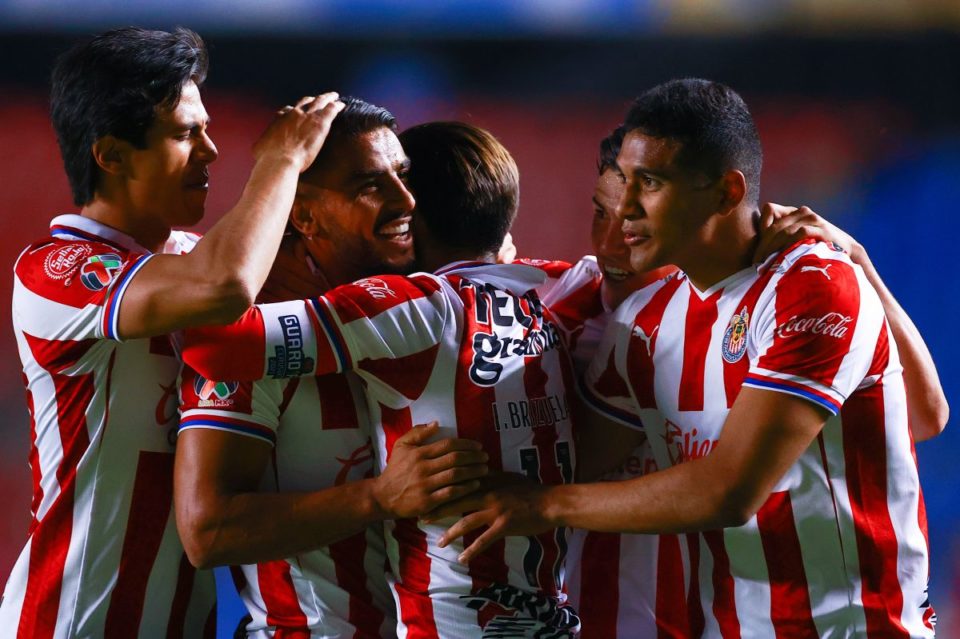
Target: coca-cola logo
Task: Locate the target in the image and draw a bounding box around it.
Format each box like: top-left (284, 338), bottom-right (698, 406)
top-left (776, 312), bottom-right (852, 339)
top-left (354, 277), bottom-right (396, 300)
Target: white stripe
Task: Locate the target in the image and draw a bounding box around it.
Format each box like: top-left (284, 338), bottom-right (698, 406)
top-left (13, 275), bottom-right (109, 342)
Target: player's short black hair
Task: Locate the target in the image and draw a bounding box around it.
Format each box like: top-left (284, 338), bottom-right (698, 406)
top-left (50, 27), bottom-right (208, 206)
top-left (597, 124), bottom-right (628, 176)
top-left (624, 79), bottom-right (763, 204)
top-left (400, 122), bottom-right (518, 257)
top-left (302, 96), bottom-right (397, 179)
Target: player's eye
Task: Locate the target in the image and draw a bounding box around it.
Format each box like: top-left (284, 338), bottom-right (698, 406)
top-left (593, 207), bottom-right (606, 220)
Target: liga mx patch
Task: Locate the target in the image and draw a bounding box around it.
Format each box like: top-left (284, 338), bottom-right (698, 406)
top-left (721, 306), bottom-right (750, 363)
top-left (79, 253), bottom-right (123, 291)
top-left (193, 375), bottom-right (239, 408)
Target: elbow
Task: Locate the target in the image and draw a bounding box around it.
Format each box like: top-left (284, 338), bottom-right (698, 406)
top-left (712, 487), bottom-right (762, 529)
top-left (913, 400), bottom-right (950, 442)
top-left (203, 276), bottom-right (257, 326)
top-left (176, 506), bottom-right (227, 570)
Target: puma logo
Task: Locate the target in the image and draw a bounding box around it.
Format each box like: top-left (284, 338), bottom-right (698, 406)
top-left (632, 324), bottom-right (659, 356)
top-left (800, 264), bottom-right (832, 280)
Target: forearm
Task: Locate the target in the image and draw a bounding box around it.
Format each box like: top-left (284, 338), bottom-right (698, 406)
top-left (187, 156), bottom-right (302, 314)
top-left (851, 246), bottom-right (948, 440)
top-left (548, 456), bottom-right (740, 534)
top-left (181, 478), bottom-right (384, 569)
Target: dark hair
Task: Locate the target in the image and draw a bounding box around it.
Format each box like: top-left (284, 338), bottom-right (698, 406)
top-left (597, 124), bottom-right (627, 175)
top-left (50, 27), bottom-right (208, 206)
top-left (399, 122), bottom-right (519, 257)
top-left (624, 79), bottom-right (762, 204)
top-left (303, 96), bottom-right (397, 178)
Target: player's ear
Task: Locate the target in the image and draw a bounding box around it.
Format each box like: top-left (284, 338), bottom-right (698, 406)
top-left (289, 193), bottom-right (323, 238)
top-left (91, 135), bottom-right (129, 177)
top-left (716, 169), bottom-right (747, 216)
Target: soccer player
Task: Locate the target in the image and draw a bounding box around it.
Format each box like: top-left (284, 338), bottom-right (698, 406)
top-left (175, 98), bottom-right (489, 638)
top-left (3, 27), bottom-right (342, 637)
top-left (182, 122), bottom-right (581, 638)
top-left (550, 124), bottom-right (947, 637)
top-left (437, 79), bottom-right (943, 636)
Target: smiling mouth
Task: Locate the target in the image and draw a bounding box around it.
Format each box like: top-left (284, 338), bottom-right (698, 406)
top-left (603, 266), bottom-right (632, 281)
top-left (375, 217), bottom-right (412, 243)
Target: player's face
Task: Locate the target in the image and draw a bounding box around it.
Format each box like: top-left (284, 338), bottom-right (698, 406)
top-left (592, 167), bottom-right (678, 307)
top-left (125, 81), bottom-right (218, 230)
top-left (615, 130), bottom-right (717, 275)
top-left (300, 127), bottom-right (416, 277)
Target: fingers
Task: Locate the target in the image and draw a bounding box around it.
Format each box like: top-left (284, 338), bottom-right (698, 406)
top-left (302, 91), bottom-right (339, 112)
top-left (422, 494), bottom-right (486, 522)
top-left (418, 436), bottom-right (484, 459)
top-left (426, 479), bottom-right (483, 509)
top-left (395, 422), bottom-right (440, 446)
top-left (438, 511), bottom-right (491, 550)
top-left (424, 463), bottom-right (488, 491)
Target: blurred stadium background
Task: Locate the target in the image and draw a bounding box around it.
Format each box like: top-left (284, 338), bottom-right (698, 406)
top-left (0, 1), bottom-right (957, 636)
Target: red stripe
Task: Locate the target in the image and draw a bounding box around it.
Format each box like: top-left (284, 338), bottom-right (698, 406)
top-left (328, 531), bottom-right (386, 638)
top-left (685, 534), bottom-right (705, 636)
top-left (382, 406), bottom-right (440, 639)
top-left (23, 372), bottom-right (43, 534)
top-left (756, 491), bottom-right (819, 637)
top-left (722, 269), bottom-right (775, 407)
top-left (655, 535), bottom-right (690, 638)
top-left (165, 553), bottom-right (197, 639)
top-left (678, 289), bottom-right (720, 411)
top-left (18, 336), bottom-right (98, 639)
top-left (453, 290), bottom-right (510, 630)
top-left (577, 532), bottom-right (620, 638)
top-left (105, 451), bottom-right (177, 638)
top-left (703, 530), bottom-right (741, 637)
top-left (523, 347), bottom-right (563, 595)
top-left (393, 519), bottom-right (440, 639)
top-left (357, 344), bottom-right (440, 402)
top-left (841, 377), bottom-right (910, 637)
top-left (182, 308), bottom-right (268, 382)
top-left (315, 374), bottom-right (360, 430)
top-left (258, 560), bottom-right (309, 630)
top-left (626, 276), bottom-right (683, 409)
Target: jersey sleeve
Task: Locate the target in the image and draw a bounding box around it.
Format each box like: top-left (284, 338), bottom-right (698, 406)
top-left (744, 249), bottom-right (879, 415)
top-left (178, 364), bottom-right (284, 447)
top-left (13, 240), bottom-right (152, 343)
top-left (182, 273), bottom-right (451, 384)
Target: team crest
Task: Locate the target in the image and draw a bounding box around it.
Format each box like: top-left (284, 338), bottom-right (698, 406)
top-left (79, 253), bottom-right (123, 291)
top-left (721, 306), bottom-right (750, 363)
top-left (194, 375), bottom-right (239, 406)
top-left (44, 244), bottom-right (93, 281)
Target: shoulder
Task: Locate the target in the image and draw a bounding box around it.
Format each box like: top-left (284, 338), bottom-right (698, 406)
top-left (512, 257), bottom-right (574, 278)
top-left (14, 238), bottom-right (139, 307)
top-left (765, 240), bottom-right (863, 304)
top-left (324, 273), bottom-right (446, 320)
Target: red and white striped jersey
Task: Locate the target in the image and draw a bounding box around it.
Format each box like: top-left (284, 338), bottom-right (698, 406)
top-left (182, 261), bottom-right (581, 638)
top-left (178, 364), bottom-right (397, 638)
top-left (2, 215), bottom-right (216, 638)
top-left (584, 240), bottom-right (935, 637)
top-left (543, 256), bottom-right (693, 638)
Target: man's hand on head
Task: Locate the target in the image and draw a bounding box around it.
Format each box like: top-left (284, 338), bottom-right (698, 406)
top-left (254, 92), bottom-right (345, 173)
top-left (753, 203), bottom-right (865, 265)
top-left (371, 422), bottom-right (489, 520)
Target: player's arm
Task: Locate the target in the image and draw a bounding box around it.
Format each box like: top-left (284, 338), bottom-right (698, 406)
top-left (175, 422), bottom-right (488, 568)
top-left (182, 274), bottom-right (450, 382)
top-left (754, 204), bottom-right (948, 440)
top-left (117, 93), bottom-right (345, 340)
top-left (434, 388), bottom-right (827, 562)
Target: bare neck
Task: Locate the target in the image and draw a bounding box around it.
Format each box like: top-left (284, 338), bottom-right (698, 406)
top-left (81, 197), bottom-right (170, 253)
top-left (680, 208), bottom-right (760, 291)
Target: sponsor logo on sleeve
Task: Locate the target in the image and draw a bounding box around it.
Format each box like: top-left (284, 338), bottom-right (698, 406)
top-left (354, 277), bottom-right (396, 300)
top-left (721, 306), bottom-right (750, 363)
top-left (267, 314), bottom-right (315, 378)
top-left (43, 244), bottom-right (93, 281)
top-left (79, 253), bottom-right (123, 291)
top-left (775, 312), bottom-right (852, 340)
top-left (193, 375), bottom-right (239, 408)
